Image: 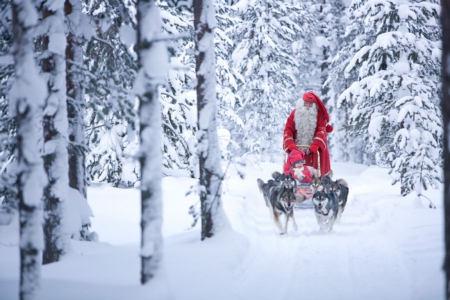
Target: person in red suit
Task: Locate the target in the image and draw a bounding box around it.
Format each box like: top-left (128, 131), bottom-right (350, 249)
top-left (283, 148), bottom-right (312, 183)
top-left (283, 91), bottom-right (333, 176)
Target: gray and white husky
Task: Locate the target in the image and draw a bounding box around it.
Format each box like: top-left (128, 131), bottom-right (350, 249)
top-left (257, 174), bottom-right (298, 235)
top-left (329, 179), bottom-right (349, 222)
top-left (312, 190), bottom-right (339, 232)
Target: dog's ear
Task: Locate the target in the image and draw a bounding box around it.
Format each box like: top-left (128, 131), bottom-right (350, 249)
top-left (272, 171), bottom-right (281, 180)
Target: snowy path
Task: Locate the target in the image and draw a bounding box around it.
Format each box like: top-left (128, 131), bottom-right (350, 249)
top-left (0, 162), bottom-right (443, 300)
top-left (222, 162), bottom-right (430, 300)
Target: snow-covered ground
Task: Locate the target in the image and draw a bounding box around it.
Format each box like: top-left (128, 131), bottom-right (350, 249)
top-left (0, 161), bottom-right (444, 300)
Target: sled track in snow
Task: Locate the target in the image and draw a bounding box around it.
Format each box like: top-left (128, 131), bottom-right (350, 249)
top-left (229, 172), bottom-right (412, 300)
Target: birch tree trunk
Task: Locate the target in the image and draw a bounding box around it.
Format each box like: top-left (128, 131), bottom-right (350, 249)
top-left (10, 0), bottom-right (47, 298)
top-left (41, 0), bottom-right (70, 265)
top-left (193, 0), bottom-right (227, 240)
top-left (136, 0), bottom-right (166, 284)
top-left (442, 0), bottom-right (450, 298)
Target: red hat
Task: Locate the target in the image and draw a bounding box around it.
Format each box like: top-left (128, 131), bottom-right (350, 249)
top-left (302, 91), bottom-right (330, 123)
top-left (288, 149), bottom-right (305, 169)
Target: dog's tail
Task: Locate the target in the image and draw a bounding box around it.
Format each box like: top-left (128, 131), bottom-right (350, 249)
top-left (257, 179), bottom-right (265, 193)
top-left (337, 178), bottom-right (348, 188)
top-left (327, 169), bottom-right (334, 179)
top-left (272, 171), bottom-right (282, 180)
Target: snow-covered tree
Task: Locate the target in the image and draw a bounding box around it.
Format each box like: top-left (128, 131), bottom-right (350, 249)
top-left (83, 0), bottom-right (138, 187)
top-left (39, 0), bottom-right (70, 264)
top-left (339, 0), bottom-right (442, 196)
top-left (214, 0), bottom-right (242, 156)
top-left (159, 1), bottom-right (198, 177)
top-left (10, 0), bottom-right (47, 298)
top-left (327, 0), bottom-right (373, 165)
top-left (443, 0), bottom-right (450, 293)
top-left (0, 1), bottom-right (17, 211)
top-left (194, 0), bottom-right (228, 240)
top-left (317, 0), bottom-right (350, 162)
top-left (135, 0), bottom-right (166, 283)
top-left (64, 0), bottom-right (94, 240)
top-left (230, 0), bottom-right (313, 158)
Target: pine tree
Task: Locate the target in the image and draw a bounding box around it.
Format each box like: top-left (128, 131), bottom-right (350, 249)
top-left (159, 1), bottom-right (198, 177)
top-left (10, 0), bottom-right (47, 298)
top-left (442, 0), bottom-right (450, 294)
top-left (339, 0), bottom-right (442, 195)
top-left (230, 0), bottom-right (313, 158)
top-left (194, 0), bottom-right (228, 240)
top-left (39, 0), bottom-right (70, 264)
top-left (215, 0), bottom-right (242, 156)
top-left (65, 0), bottom-right (94, 240)
top-left (83, 0), bottom-right (138, 187)
top-left (0, 0), bottom-right (17, 211)
top-left (136, 0), bottom-right (166, 283)
top-left (328, 0), bottom-right (373, 164)
top-left (318, 0), bottom-right (350, 162)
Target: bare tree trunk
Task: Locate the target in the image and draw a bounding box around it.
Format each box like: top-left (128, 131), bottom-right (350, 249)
top-left (11, 0), bottom-right (47, 298)
top-left (442, 0), bottom-right (450, 298)
top-left (41, 0), bottom-right (70, 265)
top-left (65, 0), bottom-right (87, 199)
top-left (65, 0), bottom-right (91, 240)
top-left (136, 0), bottom-right (165, 284)
top-left (194, 0), bottom-right (226, 240)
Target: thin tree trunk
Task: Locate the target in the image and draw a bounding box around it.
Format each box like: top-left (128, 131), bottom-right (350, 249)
top-left (441, 0), bottom-right (450, 298)
top-left (41, 0), bottom-right (70, 265)
top-left (11, 0), bottom-right (47, 298)
top-left (65, 0), bottom-right (91, 240)
top-left (65, 0), bottom-right (87, 199)
top-left (194, 0), bottom-right (226, 240)
top-left (136, 0), bottom-right (164, 284)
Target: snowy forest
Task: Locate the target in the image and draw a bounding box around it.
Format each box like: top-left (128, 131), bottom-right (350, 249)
top-left (1, 0), bottom-right (449, 299)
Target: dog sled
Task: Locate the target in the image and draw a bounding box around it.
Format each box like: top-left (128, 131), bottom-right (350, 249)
top-left (285, 145), bottom-right (321, 210)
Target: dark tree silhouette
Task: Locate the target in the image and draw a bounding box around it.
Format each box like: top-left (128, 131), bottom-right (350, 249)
top-left (442, 0), bottom-right (450, 298)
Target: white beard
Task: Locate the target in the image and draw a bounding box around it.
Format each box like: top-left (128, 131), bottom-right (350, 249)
top-left (294, 100), bottom-right (318, 148)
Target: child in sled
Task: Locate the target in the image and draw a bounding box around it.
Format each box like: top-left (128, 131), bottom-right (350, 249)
top-left (283, 149), bottom-right (312, 183)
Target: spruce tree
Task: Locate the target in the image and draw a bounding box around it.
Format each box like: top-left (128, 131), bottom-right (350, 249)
top-left (10, 0), bottom-right (47, 298)
top-left (84, 0), bottom-right (138, 187)
top-left (159, 1), bottom-right (197, 176)
top-left (39, 0), bottom-right (70, 264)
top-left (231, 0), bottom-right (313, 158)
top-left (136, 0), bottom-right (166, 283)
top-left (0, 0), bottom-right (17, 211)
top-left (194, 0), bottom-right (228, 240)
top-left (339, 0), bottom-right (442, 195)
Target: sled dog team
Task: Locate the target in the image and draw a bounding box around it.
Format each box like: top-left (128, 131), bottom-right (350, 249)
top-left (257, 170), bottom-right (349, 235)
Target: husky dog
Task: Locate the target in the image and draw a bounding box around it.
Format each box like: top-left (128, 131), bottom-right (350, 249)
top-left (311, 170), bottom-right (334, 193)
top-left (312, 190), bottom-right (339, 232)
top-left (257, 174), bottom-right (298, 235)
top-left (330, 179), bottom-right (349, 222)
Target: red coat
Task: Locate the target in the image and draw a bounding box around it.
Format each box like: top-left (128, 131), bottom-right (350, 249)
top-left (283, 109), bottom-right (331, 176)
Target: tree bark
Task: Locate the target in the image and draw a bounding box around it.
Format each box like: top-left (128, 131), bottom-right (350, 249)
top-left (65, 0), bottom-right (91, 240)
top-left (11, 0), bottom-right (47, 298)
top-left (194, 0), bottom-right (226, 240)
top-left (136, 0), bottom-right (164, 284)
top-left (65, 0), bottom-right (87, 200)
top-left (41, 0), bottom-right (70, 265)
top-left (442, 0), bottom-right (450, 298)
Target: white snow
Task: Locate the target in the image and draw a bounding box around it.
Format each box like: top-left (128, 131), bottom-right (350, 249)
top-left (0, 161), bottom-right (444, 300)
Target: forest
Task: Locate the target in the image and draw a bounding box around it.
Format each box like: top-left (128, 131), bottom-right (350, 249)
top-left (0, 0), bottom-right (448, 299)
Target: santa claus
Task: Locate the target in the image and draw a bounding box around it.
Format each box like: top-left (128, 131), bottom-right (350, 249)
top-left (283, 91), bottom-right (333, 176)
